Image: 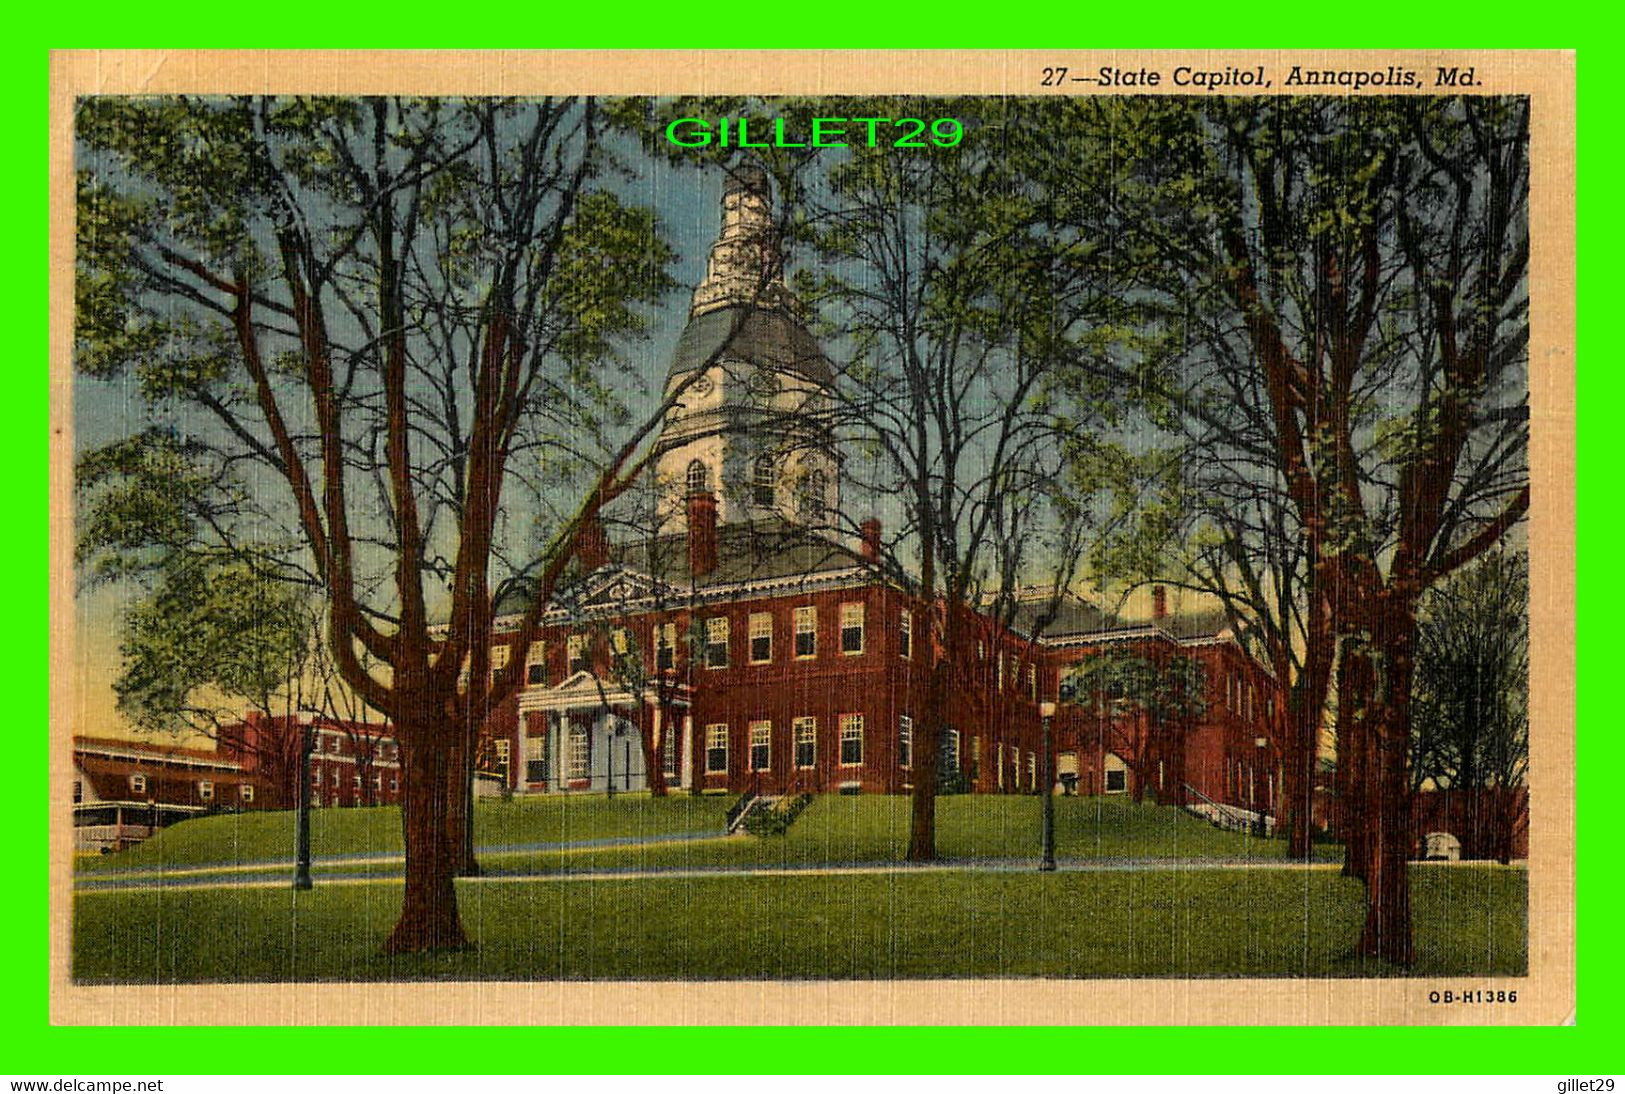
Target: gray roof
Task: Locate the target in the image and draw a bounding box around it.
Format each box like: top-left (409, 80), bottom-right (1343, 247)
top-left (1009, 595), bottom-right (1120, 639)
top-left (609, 518), bottom-right (858, 590)
top-left (1158, 608), bottom-right (1231, 641)
top-left (667, 305), bottom-right (835, 386)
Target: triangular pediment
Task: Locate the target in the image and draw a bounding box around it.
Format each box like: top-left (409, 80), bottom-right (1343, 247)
top-left (576, 565), bottom-right (670, 610)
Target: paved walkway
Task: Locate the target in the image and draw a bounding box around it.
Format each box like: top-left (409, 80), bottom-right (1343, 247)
top-left (74, 851), bottom-right (1517, 897)
top-left (75, 829), bottom-right (727, 884)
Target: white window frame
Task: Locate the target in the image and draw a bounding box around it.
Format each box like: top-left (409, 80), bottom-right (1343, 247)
top-left (898, 714), bottom-right (913, 770)
top-left (941, 729), bottom-right (960, 774)
top-left (198, 780), bottom-right (214, 802)
top-left (899, 609), bottom-right (912, 659)
top-left (839, 714), bottom-right (864, 767)
top-left (490, 644), bottom-right (510, 669)
top-left (840, 602), bottom-right (865, 655)
top-left (752, 454), bottom-right (776, 507)
top-left (662, 725), bottom-right (679, 778)
top-left (128, 773), bottom-right (147, 794)
top-left (568, 634), bottom-right (589, 675)
top-left (705, 723), bottom-right (729, 774)
top-left (525, 641), bottom-right (547, 685)
top-left (655, 622), bottom-right (677, 671)
top-left (794, 606), bottom-right (817, 659)
top-left (567, 725), bottom-right (591, 781)
top-left (240, 783), bottom-right (254, 803)
top-left (705, 616), bottom-right (730, 669)
top-left (749, 720), bottom-right (772, 772)
top-left (748, 612), bottom-right (773, 664)
top-left (793, 717), bottom-right (817, 770)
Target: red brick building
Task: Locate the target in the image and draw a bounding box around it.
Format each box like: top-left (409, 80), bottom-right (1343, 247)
top-left (72, 736), bottom-right (259, 852)
top-left (72, 715), bottom-right (402, 852)
top-left (220, 713), bottom-right (404, 812)
top-left (464, 165), bottom-right (1290, 818)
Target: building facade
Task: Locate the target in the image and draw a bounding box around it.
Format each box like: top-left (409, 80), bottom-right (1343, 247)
top-left (466, 166), bottom-right (1291, 819)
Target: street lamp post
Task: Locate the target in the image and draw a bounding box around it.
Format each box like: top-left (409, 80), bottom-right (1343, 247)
top-left (1039, 701), bottom-right (1057, 872)
top-left (293, 720), bottom-right (313, 891)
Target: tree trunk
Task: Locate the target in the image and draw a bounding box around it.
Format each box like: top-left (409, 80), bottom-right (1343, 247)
top-left (1338, 644), bottom-right (1373, 880)
top-left (385, 726), bottom-right (470, 954)
top-left (1356, 602), bottom-right (1418, 967)
top-left (1280, 634), bottom-right (1331, 860)
top-left (907, 658), bottom-right (950, 861)
top-left (644, 703), bottom-right (669, 798)
top-left (445, 724), bottom-right (480, 878)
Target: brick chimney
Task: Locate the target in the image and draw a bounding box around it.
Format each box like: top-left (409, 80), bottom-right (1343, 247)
top-left (687, 490), bottom-right (718, 578)
top-left (577, 512), bottom-right (609, 573)
top-left (1152, 584), bottom-right (1168, 620)
top-left (860, 518), bottom-right (882, 563)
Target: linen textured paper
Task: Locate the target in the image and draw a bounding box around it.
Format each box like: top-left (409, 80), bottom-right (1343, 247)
top-left (48, 49), bottom-right (1575, 1026)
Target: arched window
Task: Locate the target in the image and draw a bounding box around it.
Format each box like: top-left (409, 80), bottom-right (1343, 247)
top-left (685, 459), bottom-right (709, 495)
top-left (752, 454), bottom-right (776, 507)
top-left (799, 469), bottom-right (827, 524)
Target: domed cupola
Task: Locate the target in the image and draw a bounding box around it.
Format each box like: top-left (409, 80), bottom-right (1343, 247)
top-left (654, 164), bottom-right (841, 534)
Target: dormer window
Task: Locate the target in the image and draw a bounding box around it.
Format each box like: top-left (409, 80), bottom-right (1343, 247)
top-left (686, 460), bottom-right (710, 495)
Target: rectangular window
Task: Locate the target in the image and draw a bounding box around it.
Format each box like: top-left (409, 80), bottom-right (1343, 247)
top-left (198, 780), bottom-right (214, 802)
top-left (898, 715), bottom-right (913, 769)
top-left (705, 617), bottom-right (730, 668)
top-left (706, 724), bottom-right (729, 774)
top-left (1027, 752), bottom-right (1036, 790)
top-left (240, 784), bottom-right (254, 803)
top-left (353, 774), bottom-right (363, 790)
top-left (898, 610), bottom-right (912, 659)
top-left (750, 721), bottom-right (772, 772)
top-left (662, 726), bottom-right (679, 778)
top-left (525, 641), bottom-right (546, 685)
top-left (997, 652), bottom-right (1005, 691)
top-left (128, 773), bottom-right (146, 794)
top-left (749, 612), bottom-right (773, 664)
top-left (840, 602), bottom-right (865, 655)
top-left (72, 780), bottom-right (82, 804)
top-left (972, 736), bottom-right (983, 779)
top-left (794, 717), bottom-right (817, 769)
top-left (389, 777), bottom-right (399, 792)
top-left (490, 644), bottom-right (510, 670)
top-left (1106, 768), bottom-right (1126, 793)
top-left (1028, 664), bottom-right (1038, 701)
top-left (494, 739), bottom-right (511, 778)
top-left (656, 622), bottom-right (677, 671)
top-left (611, 627), bottom-right (630, 657)
top-left (524, 733), bottom-right (548, 783)
top-left (567, 725), bottom-right (590, 781)
top-left (941, 729), bottom-right (960, 774)
top-left (794, 606), bottom-right (817, 658)
top-left (568, 634), bottom-right (589, 675)
top-left (997, 744), bottom-right (1005, 789)
top-left (374, 773), bottom-right (384, 791)
top-left (839, 714), bottom-right (864, 766)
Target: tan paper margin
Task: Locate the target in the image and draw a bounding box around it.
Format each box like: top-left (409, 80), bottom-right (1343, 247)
top-left (47, 48), bottom-right (1577, 1027)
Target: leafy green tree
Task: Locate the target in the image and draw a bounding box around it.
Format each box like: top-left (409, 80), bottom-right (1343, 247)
top-left (1410, 550), bottom-right (1528, 862)
top-left (1062, 649), bottom-right (1207, 805)
top-left (1027, 96), bottom-right (1530, 964)
top-left (75, 96), bottom-right (679, 953)
top-left (781, 96), bottom-right (1119, 860)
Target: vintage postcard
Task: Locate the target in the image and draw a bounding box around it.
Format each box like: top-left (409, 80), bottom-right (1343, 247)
top-left (48, 49), bottom-right (1576, 1025)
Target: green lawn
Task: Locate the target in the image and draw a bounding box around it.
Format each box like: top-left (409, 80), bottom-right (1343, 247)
top-left (78, 793), bottom-right (1336, 879)
top-left (75, 792), bottom-right (730, 873)
top-left (72, 864), bottom-right (1527, 982)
